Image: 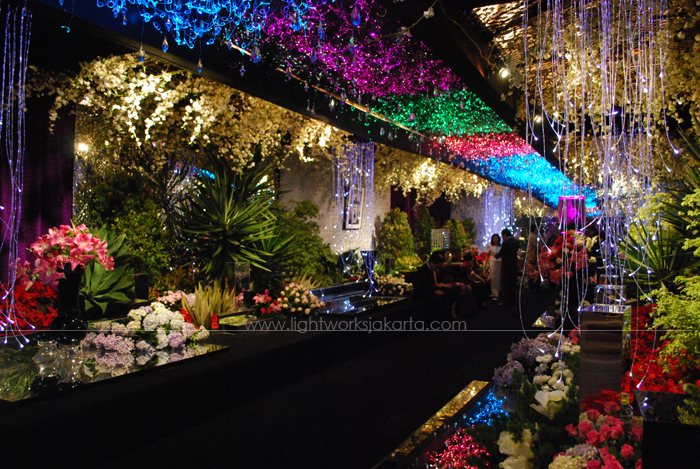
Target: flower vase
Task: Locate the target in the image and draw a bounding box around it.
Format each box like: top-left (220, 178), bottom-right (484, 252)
top-left (56, 344), bottom-right (84, 390)
top-left (30, 340), bottom-right (63, 397)
top-left (51, 266), bottom-right (88, 346)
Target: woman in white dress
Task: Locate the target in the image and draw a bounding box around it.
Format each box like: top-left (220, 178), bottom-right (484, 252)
top-left (486, 233), bottom-right (502, 300)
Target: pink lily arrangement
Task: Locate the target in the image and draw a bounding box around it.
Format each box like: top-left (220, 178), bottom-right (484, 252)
top-left (27, 224), bottom-right (114, 286)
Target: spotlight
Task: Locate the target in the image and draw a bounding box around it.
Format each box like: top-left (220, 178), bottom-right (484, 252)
top-left (499, 68), bottom-right (510, 78)
top-left (77, 142), bottom-right (89, 152)
top-left (534, 115), bottom-right (542, 124)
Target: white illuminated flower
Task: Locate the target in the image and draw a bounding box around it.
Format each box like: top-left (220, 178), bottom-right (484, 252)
top-left (531, 389), bottom-right (566, 419)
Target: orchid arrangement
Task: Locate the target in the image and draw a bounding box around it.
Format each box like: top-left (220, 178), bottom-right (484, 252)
top-left (276, 282), bottom-right (325, 316)
top-left (27, 224), bottom-right (114, 286)
top-left (375, 273), bottom-right (412, 297)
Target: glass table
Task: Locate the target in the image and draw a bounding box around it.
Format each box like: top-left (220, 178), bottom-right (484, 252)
top-left (0, 335), bottom-right (227, 403)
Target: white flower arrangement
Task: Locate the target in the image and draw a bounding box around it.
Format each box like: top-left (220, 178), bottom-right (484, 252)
top-left (375, 272), bottom-right (413, 297)
top-left (276, 282), bottom-right (325, 316)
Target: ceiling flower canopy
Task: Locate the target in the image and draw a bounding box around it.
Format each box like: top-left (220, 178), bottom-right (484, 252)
top-left (65, 0), bottom-right (593, 207)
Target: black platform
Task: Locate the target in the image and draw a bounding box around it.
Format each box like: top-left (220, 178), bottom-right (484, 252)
top-left (0, 288), bottom-right (558, 469)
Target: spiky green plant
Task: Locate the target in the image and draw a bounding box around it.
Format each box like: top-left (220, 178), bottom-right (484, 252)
top-left (181, 281), bottom-right (238, 329)
top-left (178, 149), bottom-right (279, 285)
top-left (81, 226), bottom-right (135, 316)
top-left (622, 124), bottom-right (700, 296)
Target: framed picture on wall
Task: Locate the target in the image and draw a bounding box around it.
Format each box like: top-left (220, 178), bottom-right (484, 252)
top-left (344, 187), bottom-right (363, 230)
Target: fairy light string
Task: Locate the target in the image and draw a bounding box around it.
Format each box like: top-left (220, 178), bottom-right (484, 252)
top-left (0, 5), bottom-right (32, 345)
top-left (520, 0), bottom-right (669, 374)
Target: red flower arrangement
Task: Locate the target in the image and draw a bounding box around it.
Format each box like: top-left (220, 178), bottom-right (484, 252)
top-left (537, 230), bottom-right (590, 287)
top-left (622, 304), bottom-right (693, 394)
top-left (0, 280), bottom-right (58, 333)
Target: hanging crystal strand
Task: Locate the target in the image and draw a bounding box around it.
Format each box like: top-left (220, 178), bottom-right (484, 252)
top-left (1, 6), bottom-right (32, 345)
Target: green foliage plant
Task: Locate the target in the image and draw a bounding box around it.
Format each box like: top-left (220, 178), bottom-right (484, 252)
top-left (178, 149), bottom-right (278, 285)
top-left (414, 205), bottom-right (436, 257)
top-left (378, 208), bottom-right (416, 260)
top-left (81, 226), bottom-right (136, 317)
top-left (270, 200), bottom-right (337, 287)
top-left (622, 125), bottom-right (700, 297)
top-left (443, 219), bottom-right (469, 251)
top-left (461, 218), bottom-right (477, 246)
top-left (181, 281), bottom-right (237, 329)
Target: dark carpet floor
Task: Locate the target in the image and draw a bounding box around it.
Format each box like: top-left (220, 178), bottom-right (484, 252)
top-left (1, 288), bottom-right (560, 469)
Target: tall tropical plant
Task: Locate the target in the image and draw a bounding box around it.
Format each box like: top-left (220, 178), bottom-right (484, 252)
top-left (178, 149), bottom-right (279, 285)
top-left (81, 226), bottom-right (136, 317)
top-left (622, 124), bottom-right (700, 295)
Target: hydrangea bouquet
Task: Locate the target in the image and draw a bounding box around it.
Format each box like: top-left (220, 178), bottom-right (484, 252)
top-left (81, 301), bottom-right (210, 377)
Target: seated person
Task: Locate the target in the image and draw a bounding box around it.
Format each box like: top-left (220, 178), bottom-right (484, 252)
top-left (462, 252), bottom-right (491, 307)
top-left (411, 251), bottom-right (453, 317)
top-left (435, 252), bottom-right (478, 318)
top-left (469, 245), bottom-right (484, 269)
top-left (411, 251), bottom-right (477, 319)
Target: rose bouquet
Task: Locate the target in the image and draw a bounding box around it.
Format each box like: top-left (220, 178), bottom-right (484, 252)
top-left (553, 408), bottom-right (643, 469)
top-left (375, 273), bottom-right (413, 297)
top-left (276, 282), bottom-right (325, 316)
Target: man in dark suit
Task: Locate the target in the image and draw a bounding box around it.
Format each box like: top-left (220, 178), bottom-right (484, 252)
top-left (411, 251), bottom-right (454, 318)
top-left (495, 228), bottom-right (520, 307)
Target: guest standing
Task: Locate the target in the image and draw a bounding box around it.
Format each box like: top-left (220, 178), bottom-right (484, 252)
top-left (495, 228), bottom-right (519, 307)
top-left (486, 233), bottom-right (502, 301)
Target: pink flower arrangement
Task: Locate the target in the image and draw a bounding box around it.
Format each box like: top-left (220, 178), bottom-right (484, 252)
top-left (28, 224), bottom-right (114, 285)
top-left (252, 289), bottom-right (282, 315)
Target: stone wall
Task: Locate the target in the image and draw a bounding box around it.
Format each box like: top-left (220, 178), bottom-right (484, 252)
top-left (280, 155), bottom-right (390, 254)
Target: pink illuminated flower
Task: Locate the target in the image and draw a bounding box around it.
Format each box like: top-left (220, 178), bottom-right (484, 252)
top-left (73, 232), bottom-right (95, 252)
top-left (34, 258), bottom-right (64, 286)
top-left (586, 430), bottom-right (605, 446)
top-left (600, 424), bottom-right (611, 440)
top-left (578, 420), bottom-right (593, 436)
top-left (620, 444), bottom-right (635, 460)
top-left (565, 423), bottom-right (578, 437)
top-left (587, 461), bottom-right (601, 469)
top-left (610, 424), bottom-right (624, 440)
top-left (586, 408), bottom-right (601, 421)
top-left (602, 454), bottom-right (622, 469)
top-left (101, 256), bottom-right (115, 271)
top-left (631, 427), bottom-right (643, 443)
top-left (69, 247), bottom-right (95, 270)
top-left (604, 401), bottom-right (620, 415)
